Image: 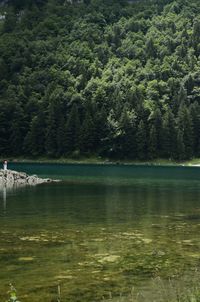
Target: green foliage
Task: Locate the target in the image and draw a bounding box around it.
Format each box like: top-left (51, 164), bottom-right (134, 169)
top-left (6, 284), bottom-right (21, 302)
top-left (0, 0), bottom-right (200, 160)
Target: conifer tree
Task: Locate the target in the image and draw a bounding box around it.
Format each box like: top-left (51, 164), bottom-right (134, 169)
top-left (148, 108), bottom-right (163, 157)
top-left (146, 38), bottom-right (157, 58)
top-left (162, 109), bottom-right (177, 159)
top-left (56, 114), bottom-right (67, 157)
top-left (0, 103), bottom-right (10, 155)
top-left (94, 106), bottom-right (109, 154)
top-left (3, 7), bottom-right (17, 33)
top-left (176, 128), bottom-right (185, 161)
top-left (174, 85), bottom-right (187, 113)
top-left (80, 109), bottom-right (95, 154)
top-left (148, 124), bottom-right (157, 159)
top-left (177, 105), bottom-right (193, 159)
top-left (190, 102), bottom-right (200, 157)
top-left (9, 103), bottom-right (26, 156)
top-left (24, 112), bottom-right (46, 156)
top-left (119, 108), bottom-right (137, 159)
top-left (136, 120), bottom-right (147, 160)
top-left (45, 104), bottom-right (58, 157)
top-left (192, 19), bottom-right (200, 55)
top-left (65, 104), bottom-right (80, 155)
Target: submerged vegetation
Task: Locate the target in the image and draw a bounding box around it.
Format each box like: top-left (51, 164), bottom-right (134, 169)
top-left (0, 0), bottom-right (200, 160)
top-left (4, 271), bottom-right (200, 302)
top-left (6, 284), bottom-right (20, 302)
top-left (106, 276), bottom-right (200, 302)
top-left (4, 280), bottom-right (200, 302)
top-left (2, 210), bottom-right (200, 302)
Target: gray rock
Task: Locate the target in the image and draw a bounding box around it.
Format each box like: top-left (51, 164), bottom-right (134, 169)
top-left (0, 169), bottom-right (59, 188)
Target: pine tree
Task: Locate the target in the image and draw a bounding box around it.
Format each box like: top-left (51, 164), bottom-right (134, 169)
top-left (184, 109), bottom-right (194, 159)
top-left (45, 92), bottom-right (66, 157)
top-left (24, 112), bottom-right (46, 156)
top-left (0, 104), bottom-right (10, 155)
top-left (9, 103), bottom-right (26, 156)
top-left (45, 103), bottom-right (58, 157)
top-left (162, 109), bottom-right (177, 159)
top-left (190, 102), bottom-right (200, 157)
top-left (119, 108), bottom-right (137, 159)
top-left (176, 128), bottom-right (185, 161)
top-left (136, 120), bottom-right (147, 160)
top-left (56, 114), bottom-right (66, 157)
top-left (185, 74), bottom-right (194, 94)
top-left (173, 85), bottom-right (187, 113)
top-left (94, 106), bottom-right (109, 154)
top-left (148, 108), bottom-right (163, 158)
top-left (65, 104), bottom-right (80, 155)
top-left (177, 105), bottom-right (194, 159)
top-left (148, 124), bottom-right (157, 159)
top-left (146, 37), bottom-right (157, 58)
top-left (80, 109), bottom-right (95, 154)
top-left (192, 19), bottom-right (200, 55)
top-left (3, 8), bottom-right (17, 33)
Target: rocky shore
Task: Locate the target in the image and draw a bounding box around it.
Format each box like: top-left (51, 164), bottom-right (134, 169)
top-left (0, 169), bottom-right (57, 187)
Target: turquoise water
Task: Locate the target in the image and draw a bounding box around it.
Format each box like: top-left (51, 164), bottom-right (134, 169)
top-left (0, 164), bottom-right (200, 302)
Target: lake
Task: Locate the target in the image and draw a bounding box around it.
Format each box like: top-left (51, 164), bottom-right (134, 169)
top-left (0, 163), bottom-right (200, 302)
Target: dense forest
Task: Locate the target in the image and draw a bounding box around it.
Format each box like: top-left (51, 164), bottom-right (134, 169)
top-left (0, 0), bottom-right (200, 160)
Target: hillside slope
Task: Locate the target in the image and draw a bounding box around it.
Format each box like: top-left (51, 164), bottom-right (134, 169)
top-left (0, 0), bottom-right (199, 160)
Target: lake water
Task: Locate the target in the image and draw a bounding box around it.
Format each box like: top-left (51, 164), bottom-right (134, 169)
top-left (0, 163), bottom-right (200, 302)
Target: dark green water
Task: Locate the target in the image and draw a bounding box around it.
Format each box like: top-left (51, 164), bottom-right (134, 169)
top-left (0, 164), bottom-right (200, 302)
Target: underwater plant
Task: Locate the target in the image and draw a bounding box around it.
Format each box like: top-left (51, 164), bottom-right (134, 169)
top-left (6, 284), bottom-right (21, 302)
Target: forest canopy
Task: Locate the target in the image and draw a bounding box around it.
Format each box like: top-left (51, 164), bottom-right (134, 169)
top-left (0, 0), bottom-right (200, 160)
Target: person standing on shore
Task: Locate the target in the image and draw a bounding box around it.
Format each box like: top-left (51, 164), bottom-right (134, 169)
top-left (3, 160), bottom-right (7, 171)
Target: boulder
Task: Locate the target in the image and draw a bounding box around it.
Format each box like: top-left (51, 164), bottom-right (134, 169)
top-left (0, 169), bottom-right (58, 188)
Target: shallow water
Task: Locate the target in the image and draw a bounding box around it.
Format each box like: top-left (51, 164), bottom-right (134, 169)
top-left (0, 164), bottom-right (200, 302)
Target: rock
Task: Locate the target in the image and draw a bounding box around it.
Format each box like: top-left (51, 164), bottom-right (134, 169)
top-left (0, 169), bottom-right (59, 188)
top-left (18, 257), bottom-right (35, 261)
top-left (152, 250), bottom-right (166, 257)
top-left (142, 238), bottom-right (153, 244)
top-left (98, 255), bottom-right (120, 263)
top-left (54, 275), bottom-right (73, 280)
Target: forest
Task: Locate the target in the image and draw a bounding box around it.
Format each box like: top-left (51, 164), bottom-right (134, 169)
top-left (0, 0), bottom-right (200, 160)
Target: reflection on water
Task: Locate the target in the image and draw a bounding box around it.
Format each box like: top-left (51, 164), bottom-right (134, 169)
top-left (0, 185), bottom-right (7, 213)
top-left (0, 164), bottom-right (200, 302)
top-left (3, 186), bottom-right (6, 211)
top-left (0, 183), bottom-right (29, 214)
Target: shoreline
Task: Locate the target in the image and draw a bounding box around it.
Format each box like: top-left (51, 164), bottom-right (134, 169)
top-left (0, 157), bottom-right (200, 167)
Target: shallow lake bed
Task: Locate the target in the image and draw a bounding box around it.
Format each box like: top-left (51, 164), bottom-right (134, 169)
top-left (0, 164), bottom-right (200, 301)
